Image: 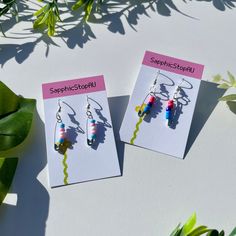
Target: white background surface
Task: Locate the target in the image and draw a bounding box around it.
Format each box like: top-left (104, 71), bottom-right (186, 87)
top-left (1, 1), bottom-right (236, 235)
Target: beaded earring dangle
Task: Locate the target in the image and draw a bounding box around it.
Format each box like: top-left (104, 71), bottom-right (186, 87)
top-left (86, 96), bottom-right (97, 146)
top-left (54, 99), bottom-right (68, 152)
top-left (137, 70), bottom-right (160, 117)
top-left (165, 79), bottom-right (184, 127)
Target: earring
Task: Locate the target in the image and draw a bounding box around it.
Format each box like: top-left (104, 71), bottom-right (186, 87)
top-left (86, 96), bottom-right (97, 146)
top-left (165, 79), bottom-right (184, 127)
top-left (137, 70), bottom-right (160, 117)
top-left (54, 99), bottom-right (68, 152)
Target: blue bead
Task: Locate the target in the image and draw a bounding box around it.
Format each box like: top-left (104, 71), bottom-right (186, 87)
top-left (147, 102), bottom-right (153, 107)
top-left (89, 119), bottom-right (96, 123)
top-left (144, 106), bottom-right (150, 113)
top-left (60, 123), bottom-right (65, 128)
top-left (59, 138), bottom-right (64, 143)
top-left (91, 134), bottom-right (96, 139)
top-left (165, 111), bottom-right (171, 119)
top-left (166, 107), bottom-right (171, 111)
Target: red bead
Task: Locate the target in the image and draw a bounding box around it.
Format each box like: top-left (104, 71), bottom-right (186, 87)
top-left (148, 96), bottom-right (155, 103)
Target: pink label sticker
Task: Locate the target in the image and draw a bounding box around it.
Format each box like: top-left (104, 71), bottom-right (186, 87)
top-left (142, 51), bottom-right (204, 79)
top-left (42, 75), bottom-right (106, 99)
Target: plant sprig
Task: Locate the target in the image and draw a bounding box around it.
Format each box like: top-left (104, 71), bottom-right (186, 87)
top-left (72, 0), bottom-right (104, 21)
top-left (33, 0), bottom-right (61, 36)
top-left (0, 0), bottom-right (18, 36)
top-left (170, 213), bottom-right (236, 236)
top-left (213, 72), bottom-right (236, 102)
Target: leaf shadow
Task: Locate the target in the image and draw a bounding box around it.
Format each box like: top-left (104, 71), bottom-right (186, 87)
top-left (0, 0), bottom-right (235, 66)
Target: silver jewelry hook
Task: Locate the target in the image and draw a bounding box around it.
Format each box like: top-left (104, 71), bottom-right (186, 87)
top-left (86, 95), bottom-right (93, 119)
top-left (56, 99), bottom-right (62, 123)
top-left (173, 78), bottom-right (185, 100)
top-left (150, 70), bottom-right (160, 93)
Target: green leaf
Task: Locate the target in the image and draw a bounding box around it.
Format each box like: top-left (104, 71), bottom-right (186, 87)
top-left (229, 228), bottom-right (236, 236)
top-left (33, 4), bottom-right (48, 17)
top-left (170, 223), bottom-right (182, 236)
top-left (181, 213), bottom-right (197, 236)
top-left (218, 94), bottom-right (236, 102)
top-left (0, 157), bottom-right (18, 205)
top-left (213, 74), bottom-right (222, 83)
top-left (84, 0), bottom-right (94, 21)
top-left (227, 71), bottom-right (236, 85)
top-left (218, 230), bottom-right (224, 236)
top-left (206, 230), bottom-right (219, 236)
top-left (39, 11), bottom-right (49, 25)
top-left (188, 226), bottom-right (210, 236)
top-left (0, 84), bottom-right (36, 151)
top-left (0, 81), bottom-right (20, 118)
top-left (33, 15), bottom-right (44, 28)
top-left (0, 5), bottom-right (11, 16)
top-left (217, 83), bottom-right (231, 89)
top-left (71, 0), bottom-right (86, 10)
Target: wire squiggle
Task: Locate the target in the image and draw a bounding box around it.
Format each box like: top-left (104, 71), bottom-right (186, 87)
top-left (62, 152), bottom-right (69, 185)
top-left (130, 116), bottom-right (144, 144)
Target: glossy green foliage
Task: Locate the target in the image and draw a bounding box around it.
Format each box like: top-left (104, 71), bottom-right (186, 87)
top-left (0, 82), bottom-right (36, 151)
top-left (33, 0), bottom-right (61, 36)
top-left (0, 81), bottom-right (36, 205)
top-left (72, 0), bottom-right (97, 21)
top-left (169, 213), bottom-right (224, 236)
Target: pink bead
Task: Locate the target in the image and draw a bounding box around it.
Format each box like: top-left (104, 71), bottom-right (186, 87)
top-left (60, 134), bottom-right (66, 138)
top-left (90, 127), bottom-right (96, 131)
top-left (91, 130), bottom-right (96, 134)
top-left (90, 123), bottom-right (96, 126)
top-left (60, 128), bottom-right (65, 132)
top-left (148, 96), bottom-right (155, 103)
top-left (168, 99), bottom-right (174, 104)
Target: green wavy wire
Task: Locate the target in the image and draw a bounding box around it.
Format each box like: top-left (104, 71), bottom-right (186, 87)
top-left (130, 116), bottom-right (144, 144)
top-left (62, 152), bottom-right (69, 185)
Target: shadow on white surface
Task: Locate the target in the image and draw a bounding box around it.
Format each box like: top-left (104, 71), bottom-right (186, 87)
top-left (0, 110), bottom-right (49, 236)
top-left (184, 80), bottom-right (226, 157)
top-left (194, 0), bottom-right (236, 11)
top-left (3, 0), bottom-right (236, 65)
top-left (108, 95), bottom-right (130, 175)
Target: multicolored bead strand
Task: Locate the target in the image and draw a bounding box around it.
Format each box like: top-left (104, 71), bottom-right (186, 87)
top-left (166, 99), bottom-right (174, 127)
top-left (87, 119), bottom-right (97, 146)
top-left (138, 94), bottom-right (155, 117)
top-left (58, 123), bottom-right (66, 144)
top-left (54, 123), bottom-right (67, 151)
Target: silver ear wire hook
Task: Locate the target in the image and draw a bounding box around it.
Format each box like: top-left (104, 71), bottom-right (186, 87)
top-left (150, 70), bottom-right (160, 94)
top-left (138, 70), bottom-right (160, 117)
top-left (86, 96), bottom-right (93, 120)
top-left (56, 99), bottom-right (62, 123)
top-left (86, 95), bottom-right (97, 146)
top-left (173, 78), bottom-right (185, 100)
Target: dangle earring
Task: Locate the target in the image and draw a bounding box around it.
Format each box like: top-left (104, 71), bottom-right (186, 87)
top-left (54, 99), bottom-right (68, 152)
top-left (165, 79), bottom-right (184, 127)
top-left (137, 71), bottom-right (160, 117)
top-left (86, 96), bottom-right (97, 146)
